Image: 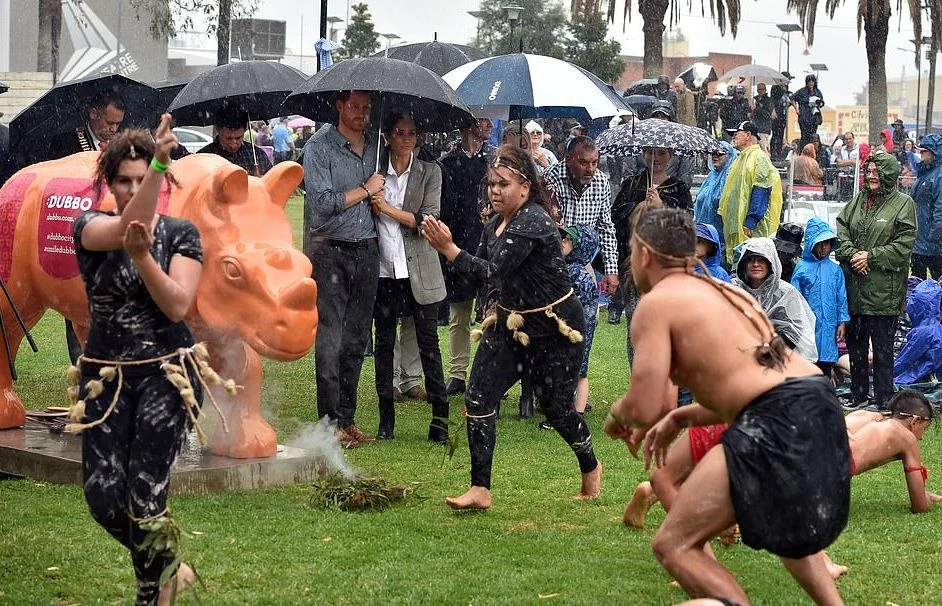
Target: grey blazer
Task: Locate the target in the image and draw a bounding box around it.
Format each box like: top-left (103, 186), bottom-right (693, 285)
top-left (399, 158), bottom-right (447, 305)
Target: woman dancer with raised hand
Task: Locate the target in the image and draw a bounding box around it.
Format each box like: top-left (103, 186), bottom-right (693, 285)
top-left (422, 144), bottom-right (602, 510)
top-left (70, 114), bottom-right (202, 605)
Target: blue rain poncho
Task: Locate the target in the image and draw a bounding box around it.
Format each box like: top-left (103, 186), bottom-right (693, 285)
top-left (894, 279), bottom-right (942, 384)
top-left (791, 217), bottom-right (850, 363)
top-left (693, 140), bottom-right (737, 237)
top-left (695, 223), bottom-right (731, 282)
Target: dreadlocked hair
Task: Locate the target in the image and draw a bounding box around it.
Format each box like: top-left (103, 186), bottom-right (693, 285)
top-left (490, 144), bottom-right (553, 216)
top-left (94, 128), bottom-right (178, 197)
top-left (889, 389), bottom-right (934, 420)
top-left (634, 209), bottom-right (789, 371)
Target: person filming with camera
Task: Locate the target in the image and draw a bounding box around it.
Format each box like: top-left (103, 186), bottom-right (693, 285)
top-left (792, 74), bottom-right (824, 150)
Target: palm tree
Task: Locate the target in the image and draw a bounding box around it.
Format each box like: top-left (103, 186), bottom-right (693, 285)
top-left (598, 0), bottom-right (742, 77)
top-left (786, 1), bottom-right (930, 143)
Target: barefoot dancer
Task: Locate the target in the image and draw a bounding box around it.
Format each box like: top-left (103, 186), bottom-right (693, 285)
top-left (423, 145), bottom-right (602, 511)
top-left (70, 117), bottom-right (201, 605)
top-left (605, 208), bottom-right (850, 605)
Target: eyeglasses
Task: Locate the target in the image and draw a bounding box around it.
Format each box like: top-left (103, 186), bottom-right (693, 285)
top-left (711, 152), bottom-right (727, 158)
top-left (393, 128), bottom-right (418, 137)
top-left (865, 168), bottom-right (879, 175)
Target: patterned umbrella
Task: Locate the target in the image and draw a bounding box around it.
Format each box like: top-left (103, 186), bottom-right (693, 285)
top-left (596, 118), bottom-right (722, 157)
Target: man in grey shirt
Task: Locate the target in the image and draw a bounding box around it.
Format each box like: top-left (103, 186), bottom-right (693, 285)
top-left (302, 90), bottom-right (385, 448)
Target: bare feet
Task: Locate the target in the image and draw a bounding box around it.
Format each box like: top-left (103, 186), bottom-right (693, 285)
top-left (575, 461), bottom-right (602, 500)
top-left (822, 551), bottom-right (849, 579)
top-left (158, 563), bottom-right (194, 606)
top-left (719, 524), bottom-right (740, 546)
top-left (445, 486), bottom-right (492, 510)
top-left (623, 480), bottom-right (658, 527)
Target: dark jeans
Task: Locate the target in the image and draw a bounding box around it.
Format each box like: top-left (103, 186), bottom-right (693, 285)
top-left (373, 278), bottom-right (447, 408)
top-left (310, 238), bottom-right (379, 427)
top-left (771, 120), bottom-right (786, 160)
top-left (464, 325), bottom-right (597, 489)
top-left (911, 253), bottom-right (942, 280)
top-left (846, 314), bottom-right (896, 407)
top-left (81, 362), bottom-right (200, 606)
top-left (798, 119), bottom-right (818, 151)
top-left (273, 150), bottom-right (292, 164)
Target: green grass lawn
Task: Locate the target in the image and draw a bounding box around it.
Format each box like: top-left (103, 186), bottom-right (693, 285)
top-left (2, 197), bottom-right (942, 604)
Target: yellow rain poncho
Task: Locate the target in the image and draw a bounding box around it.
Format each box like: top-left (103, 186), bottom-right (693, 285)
top-left (717, 144), bottom-right (783, 264)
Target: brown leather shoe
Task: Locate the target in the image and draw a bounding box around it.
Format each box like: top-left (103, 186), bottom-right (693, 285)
top-left (338, 426), bottom-right (362, 449)
top-left (347, 423), bottom-right (375, 444)
top-left (393, 386), bottom-right (403, 402)
top-left (403, 385), bottom-right (427, 401)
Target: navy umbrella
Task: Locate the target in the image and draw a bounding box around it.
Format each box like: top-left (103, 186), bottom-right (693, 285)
top-left (283, 56), bottom-right (474, 133)
top-left (168, 61), bottom-right (308, 126)
top-left (625, 78), bottom-right (659, 97)
top-left (597, 119), bottom-right (722, 157)
top-left (370, 41), bottom-right (486, 76)
top-left (442, 53), bottom-right (632, 121)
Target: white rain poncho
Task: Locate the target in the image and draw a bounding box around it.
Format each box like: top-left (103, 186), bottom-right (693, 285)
top-left (731, 237), bottom-right (819, 362)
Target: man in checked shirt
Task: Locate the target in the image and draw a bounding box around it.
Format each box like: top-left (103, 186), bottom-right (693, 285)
top-left (543, 136), bottom-right (620, 298)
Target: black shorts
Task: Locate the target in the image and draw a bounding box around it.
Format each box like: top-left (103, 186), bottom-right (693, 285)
top-left (722, 375), bottom-right (850, 559)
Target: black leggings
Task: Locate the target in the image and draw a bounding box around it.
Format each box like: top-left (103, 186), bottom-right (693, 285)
top-left (80, 361), bottom-right (200, 606)
top-left (464, 327), bottom-right (597, 489)
top-left (846, 314), bottom-right (896, 407)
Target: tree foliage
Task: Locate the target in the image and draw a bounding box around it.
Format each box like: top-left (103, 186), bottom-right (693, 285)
top-left (338, 3), bottom-right (379, 59)
top-left (473, 0), bottom-right (568, 57)
top-left (128, 0), bottom-right (259, 40)
top-left (566, 2), bottom-right (625, 83)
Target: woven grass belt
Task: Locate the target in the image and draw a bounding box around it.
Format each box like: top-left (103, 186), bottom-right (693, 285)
top-left (472, 288), bottom-right (583, 347)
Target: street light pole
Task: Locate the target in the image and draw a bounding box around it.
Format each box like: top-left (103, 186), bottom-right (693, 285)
top-left (777, 24), bottom-right (802, 77)
top-left (900, 42), bottom-right (922, 137)
top-left (502, 5), bottom-right (524, 53)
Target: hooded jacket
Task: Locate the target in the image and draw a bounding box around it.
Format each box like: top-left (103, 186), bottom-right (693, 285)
top-left (731, 237), bottom-right (818, 362)
top-left (835, 151), bottom-right (917, 315)
top-left (564, 224), bottom-right (600, 310)
top-left (694, 140), bottom-right (737, 237)
top-left (911, 133), bottom-right (942, 257)
top-left (695, 223), bottom-right (731, 282)
top-left (718, 144), bottom-right (783, 264)
top-left (894, 279), bottom-right (942, 384)
top-left (791, 217), bottom-right (850, 362)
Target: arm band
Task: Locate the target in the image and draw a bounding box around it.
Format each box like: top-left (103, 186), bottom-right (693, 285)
top-left (150, 157), bottom-right (168, 173)
top-left (905, 465), bottom-right (929, 483)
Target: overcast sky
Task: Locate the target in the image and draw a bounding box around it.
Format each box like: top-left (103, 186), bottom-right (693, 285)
top-left (252, 0), bottom-right (925, 106)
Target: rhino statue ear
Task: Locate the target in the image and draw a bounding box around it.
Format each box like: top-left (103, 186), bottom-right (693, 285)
top-left (261, 161), bottom-right (304, 209)
top-left (212, 163), bottom-right (249, 206)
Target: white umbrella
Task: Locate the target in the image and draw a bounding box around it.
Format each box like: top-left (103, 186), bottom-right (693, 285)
top-left (718, 64), bottom-right (790, 86)
top-left (443, 53), bottom-right (633, 121)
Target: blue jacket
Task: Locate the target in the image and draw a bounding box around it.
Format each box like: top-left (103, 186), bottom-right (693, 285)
top-left (693, 140), bottom-right (737, 237)
top-left (694, 223), bottom-right (731, 282)
top-left (791, 217), bottom-right (850, 362)
top-left (565, 224), bottom-right (600, 310)
top-left (894, 279), bottom-right (942, 384)
top-left (911, 134), bottom-right (942, 256)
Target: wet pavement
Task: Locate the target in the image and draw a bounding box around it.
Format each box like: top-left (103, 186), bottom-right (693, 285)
top-left (0, 422), bottom-right (324, 494)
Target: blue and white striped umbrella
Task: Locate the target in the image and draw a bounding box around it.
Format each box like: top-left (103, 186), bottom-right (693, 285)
top-left (442, 53), bottom-right (633, 122)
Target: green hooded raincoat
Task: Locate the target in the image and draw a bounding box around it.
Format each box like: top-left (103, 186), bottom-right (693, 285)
top-left (835, 151), bottom-right (917, 315)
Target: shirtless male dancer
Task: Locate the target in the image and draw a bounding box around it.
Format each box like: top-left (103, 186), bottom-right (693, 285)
top-left (627, 389), bottom-right (940, 532)
top-left (604, 208), bottom-right (850, 606)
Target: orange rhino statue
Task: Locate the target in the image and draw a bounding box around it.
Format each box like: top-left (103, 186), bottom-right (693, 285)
top-left (0, 152), bottom-right (317, 458)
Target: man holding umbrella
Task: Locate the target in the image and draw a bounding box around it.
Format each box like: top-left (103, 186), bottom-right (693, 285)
top-left (47, 90), bottom-right (126, 158)
top-left (198, 105), bottom-right (273, 176)
top-left (302, 90), bottom-right (385, 448)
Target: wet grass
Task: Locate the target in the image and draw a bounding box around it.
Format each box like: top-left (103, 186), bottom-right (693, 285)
top-left (2, 196), bottom-right (942, 604)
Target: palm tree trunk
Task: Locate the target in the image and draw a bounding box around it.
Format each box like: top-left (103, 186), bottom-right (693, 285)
top-left (639, 0), bottom-right (669, 77)
top-left (217, 0), bottom-right (232, 66)
top-left (863, 4), bottom-right (890, 145)
top-left (36, 0), bottom-right (60, 75)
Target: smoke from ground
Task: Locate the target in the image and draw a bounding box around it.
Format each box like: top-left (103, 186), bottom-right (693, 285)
top-left (287, 418), bottom-right (358, 481)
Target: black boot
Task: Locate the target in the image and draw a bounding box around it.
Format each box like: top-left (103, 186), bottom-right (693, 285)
top-left (428, 401), bottom-right (450, 444)
top-left (377, 400), bottom-right (395, 440)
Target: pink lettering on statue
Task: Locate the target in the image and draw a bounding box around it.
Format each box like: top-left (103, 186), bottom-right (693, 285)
top-left (38, 177), bottom-right (103, 279)
top-left (0, 173), bottom-right (38, 282)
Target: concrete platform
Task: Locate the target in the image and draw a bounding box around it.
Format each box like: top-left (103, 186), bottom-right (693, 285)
top-left (0, 423), bottom-right (325, 494)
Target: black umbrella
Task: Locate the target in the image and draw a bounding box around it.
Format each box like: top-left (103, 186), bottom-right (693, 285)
top-left (283, 56), bottom-right (474, 134)
top-left (149, 77), bottom-right (190, 113)
top-left (9, 72), bottom-right (161, 165)
top-left (625, 78), bottom-right (659, 97)
top-left (370, 41), bottom-right (486, 76)
top-left (596, 118), bottom-right (722, 157)
top-left (677, 63), bottom-right (717, 91)
top-left (622, 94), bottom-right (657, 119)
top-left (168, 61), bottom-right (308, 126)
top-left (0, 81), bottom-right (7, 94)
